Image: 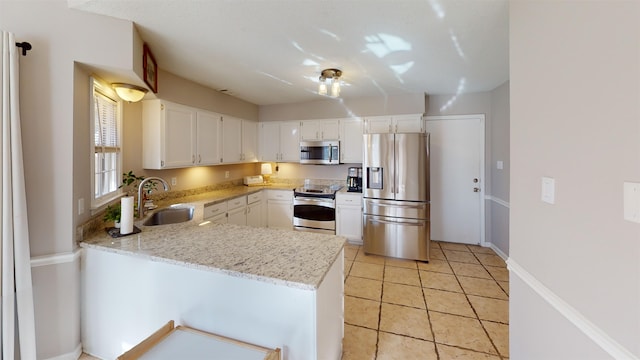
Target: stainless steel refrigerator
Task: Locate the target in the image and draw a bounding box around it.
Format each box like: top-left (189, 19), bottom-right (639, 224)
top-left (362, 133), bottom-right (430, 261)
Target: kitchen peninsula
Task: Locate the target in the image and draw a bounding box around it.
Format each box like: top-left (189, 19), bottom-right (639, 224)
top-left (80, 193), bottom-right (345, 360)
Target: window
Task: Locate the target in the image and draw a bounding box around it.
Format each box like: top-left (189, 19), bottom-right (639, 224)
top-left (90, 77), bottom-right (122, 209)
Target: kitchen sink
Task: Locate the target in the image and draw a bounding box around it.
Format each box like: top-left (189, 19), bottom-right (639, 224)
top-left (143, 205), bottom-right (195, 226)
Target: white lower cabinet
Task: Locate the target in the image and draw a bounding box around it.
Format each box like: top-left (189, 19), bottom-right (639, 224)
top-left (266, 190), bottom-right (293, 230)
top-left (227, 206), bottom-right (246, 225)
top-left (204, 202), bottom-right (228, 223)
top-left (205, 196), bottom-right (248, 225)
top-left (336, 192), bottom-right (363, 244)
top-left (227, 196), bottom-right (247, 225)
top-left (203, 191), bottom-right (291, 229)
top-left (246, 192), bottom-right (263, 227)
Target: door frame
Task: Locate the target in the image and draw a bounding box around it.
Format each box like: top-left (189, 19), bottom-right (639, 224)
top-left (425, 114), bottom-right (486, 247)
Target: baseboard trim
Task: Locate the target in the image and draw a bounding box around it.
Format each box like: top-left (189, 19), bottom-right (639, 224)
top-left (31, 248), bottom-right (81, 268)
top-left (507, 259), bottom-right (637, 360)
top-left (42, 343), bottom-right (82, 360)
top-left (488, 243), bottom-right (508, 261)
top-left (485, 195), bottom-right (510, 209)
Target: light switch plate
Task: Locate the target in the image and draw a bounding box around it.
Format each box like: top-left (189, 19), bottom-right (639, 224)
top-left (623, 182), bottom-right (640, 223)
top-left (497, 161), bottom-right (504, 170)
top-left (541, 177), bottom-right (555, 204)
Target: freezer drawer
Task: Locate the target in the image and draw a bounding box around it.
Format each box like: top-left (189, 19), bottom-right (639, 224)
top-left (363, 198), bottom-right (429, 220)
top-left (363, 214), bottom-right (430, 261)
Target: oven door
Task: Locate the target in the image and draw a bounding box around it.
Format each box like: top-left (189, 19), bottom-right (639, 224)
top-left (293, 197), bottom-right (336, 232)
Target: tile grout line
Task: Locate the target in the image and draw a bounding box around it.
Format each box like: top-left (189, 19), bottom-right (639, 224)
top-left (344, 243), bottom-right (509, 359)
top-left (465, 245), bottom-right (508, 359)
top-left (417, 250), bottom-right (442, 360)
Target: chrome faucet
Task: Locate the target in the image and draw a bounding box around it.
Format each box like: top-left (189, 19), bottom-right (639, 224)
top-left (137, 176), bottom-right (170, 219)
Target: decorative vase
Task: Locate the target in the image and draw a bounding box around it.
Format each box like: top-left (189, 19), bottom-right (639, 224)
top-left (114, 221), bottom-right (121, 229)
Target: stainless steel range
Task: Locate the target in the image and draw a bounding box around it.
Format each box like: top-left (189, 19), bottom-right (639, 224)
top-left (293, 184), bottom-right (342, 234)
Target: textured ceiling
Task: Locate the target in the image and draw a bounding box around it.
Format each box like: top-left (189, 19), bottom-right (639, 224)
top-left (69, 0), bottom-right (509, 106)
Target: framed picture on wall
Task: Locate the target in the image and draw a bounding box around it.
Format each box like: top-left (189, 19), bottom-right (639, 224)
top-left (143, 43), bottom-right (158, 93)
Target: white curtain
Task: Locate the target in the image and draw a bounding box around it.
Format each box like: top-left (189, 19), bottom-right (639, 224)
top-left (1, 31), bottom-right (36, 360)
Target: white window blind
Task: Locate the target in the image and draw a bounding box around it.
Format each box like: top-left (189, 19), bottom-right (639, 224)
top-left (91, 78), bottom-right (122, 208)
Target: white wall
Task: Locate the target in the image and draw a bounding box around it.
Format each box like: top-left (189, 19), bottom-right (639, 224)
top-left (427, 87), bottom-right (510, 256)
top-left (2, 1), bottom-right (137, 358)
top-left (510, 1), bottom-right (639, 358)
top-left (489, 82), bottom-right (510, 256)
top-left (259, 93), bottom-right (428, 121)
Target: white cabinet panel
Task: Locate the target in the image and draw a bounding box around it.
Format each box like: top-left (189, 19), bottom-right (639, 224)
top-left (365, 116), bottom-right (393, 134)
top-left (164, 105), bottom-right (196, 167)
top-left (340, 118), bottom-right (363, 163)
top-left (259, 121), bottom-right (300, 162)
top-left (143, 100), bottom-right (197, 169)
top-left (145, 100), bottom-right (257, 169)
top-left (204, 202), bottom-right (227, 221)
top-left (300, 120), bottom-right (321, 141)
top-left (227, 206), bottom-right (246, 225)
top-left (266, 190), bottom-right (293, 230)
top-left (221, 116), bottom-right (243, 163)
top-left (300, 119), bottom-right (340, 141)
top-left (242, 120), bottom-right (258, 162)
top-left (279, 121), bottom-right (300, 162)
top-left (259, 122), bottom-right (280, 162)
top-left (246, 201), bottom-right (262, 227)
top-left (336, 192), bottom-right (363, 244)
top-left (196, 111), bottom-right (221, 166)
top-left (394, 114), bottom-right (424, 133)
top-left (227, 196), bottom-right (246, 210)
top-left (364, 114), bottom-right (424, 134)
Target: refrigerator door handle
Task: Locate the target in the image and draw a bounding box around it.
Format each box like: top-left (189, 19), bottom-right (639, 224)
top-left (367, 201), bottom-right (425, 209)
top-left (368, 218), bottom-right (425, 227)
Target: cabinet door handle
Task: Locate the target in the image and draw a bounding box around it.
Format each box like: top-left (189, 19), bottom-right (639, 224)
top-left (198, 155), bottom-right (201, 163)
top-left (192, 155), bottom-right (195, 164)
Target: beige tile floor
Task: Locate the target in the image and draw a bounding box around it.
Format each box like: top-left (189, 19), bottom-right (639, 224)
top-left (342, 241), bottom-right (509, 360)
top-left (82, 241), bottom-right (509, 360)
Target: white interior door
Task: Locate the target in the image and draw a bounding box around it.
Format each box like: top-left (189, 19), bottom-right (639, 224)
top-left (426, 115), bottom-right (484, 245)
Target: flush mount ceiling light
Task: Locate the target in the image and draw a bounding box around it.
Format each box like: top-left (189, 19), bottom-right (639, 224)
top-left (112, 83), bottom-right (149, 103)
top-left (318, 68), bottom-right (342, 97)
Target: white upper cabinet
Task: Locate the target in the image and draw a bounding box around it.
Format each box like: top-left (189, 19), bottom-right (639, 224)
top-left (143, 100), bottom-right (197, 169)
top-left (143, 99), bottom-right (255, 169)
top-left (364, 114), bottom-right (425, 134)
top-left (221, 116), bottom-right (258, 164)
top-left (241, 120), bottom-right (258, 163)
top-left (259, 121), bottom-right (300, 162)
top-left (259, 122), bottom-right (280, 162)
top-left (279, 121), bottom-right (301, 161)
top-left (220, 115), bottom-right (243, 163)
top-left (340, 117), bottom-right (364, 163)
top-left (299, 119), bottom-right (340, 141)
top-left (196, 110), bottom-right (221, 166)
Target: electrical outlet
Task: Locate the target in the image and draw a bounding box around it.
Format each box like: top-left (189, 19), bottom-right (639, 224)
top-left (171, 177), bottom-right (177, 186)
top-left (225, 171), bottom-right (230, 179)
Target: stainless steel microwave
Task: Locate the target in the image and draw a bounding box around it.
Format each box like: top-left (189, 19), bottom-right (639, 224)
top-left (300, 141), bottom-right (340, 165)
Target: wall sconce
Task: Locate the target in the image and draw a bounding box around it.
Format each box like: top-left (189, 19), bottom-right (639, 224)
top-left (261, 163), bottom-right (273, 183)
top-left (112, 83), bottom-right (149, 103)
top-left (318, 69), bottom-right (342, 97)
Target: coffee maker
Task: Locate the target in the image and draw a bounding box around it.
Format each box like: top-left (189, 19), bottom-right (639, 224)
top-left (347, 167), bottom-right (362, 192)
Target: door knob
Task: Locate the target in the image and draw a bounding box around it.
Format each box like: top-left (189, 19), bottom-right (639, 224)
top-left (473, 178), bottom-right (479, 183)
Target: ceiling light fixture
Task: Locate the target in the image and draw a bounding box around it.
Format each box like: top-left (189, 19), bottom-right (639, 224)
top-left (318, 68), bottom-right (342, 97)
top-left (112, 83), bottom-right (149, 103)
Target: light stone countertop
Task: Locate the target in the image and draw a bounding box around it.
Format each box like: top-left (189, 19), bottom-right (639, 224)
top-left (80, 184), bottom-right (346, 290)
